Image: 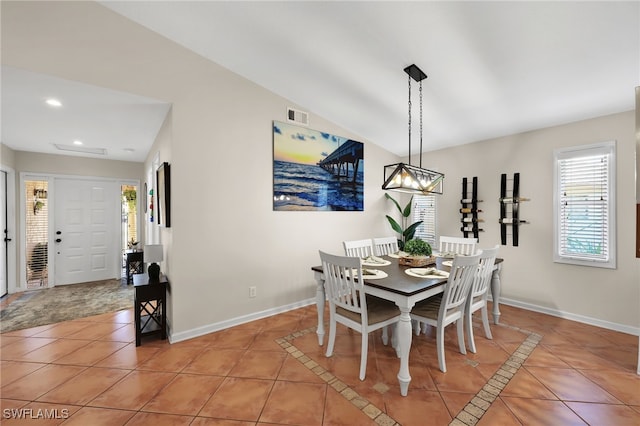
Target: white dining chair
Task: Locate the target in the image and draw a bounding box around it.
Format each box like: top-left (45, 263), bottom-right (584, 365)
top-left (373, 236), bottom-right (399, 256)
top-left (465, 245), bottom-right (499, 353)
top-left (410, 252), bottom-right (481, 373)
top-left (319, 250), bottom-right (401, 381)
top-left (438, 236), bottom-right (477, 256)
top-left (343, 239), bottom-right (375, 258)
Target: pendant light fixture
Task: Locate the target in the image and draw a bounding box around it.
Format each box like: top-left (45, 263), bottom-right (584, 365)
top-left (382, 64), bottom-right (444, 195)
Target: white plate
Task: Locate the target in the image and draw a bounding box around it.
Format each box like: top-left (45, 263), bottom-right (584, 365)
top-left (362, 256), bottom-right (391, 267)
top-left (405, 268), bottom-right (450, 279)
top-left (354, 269), bottom-right (388, 280)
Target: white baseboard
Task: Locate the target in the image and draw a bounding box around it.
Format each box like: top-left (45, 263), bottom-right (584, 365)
top-left (497, 296), bottom-right (640, 336)
top-left (169, 298), bottom-right (316, 344)
top-left (168, 295), bottom-right (638, 344)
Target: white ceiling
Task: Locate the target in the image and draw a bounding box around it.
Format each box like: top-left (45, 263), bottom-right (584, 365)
top-left (2, 1), bottom-right (639, 162)
top-left (2, 66), bottom-right (171, 162)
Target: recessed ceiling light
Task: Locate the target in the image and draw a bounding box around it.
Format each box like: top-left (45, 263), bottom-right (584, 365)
top-left (45, 99), bottom-right (62, 107)
top-left (73, 140), bottom-right (83, 146)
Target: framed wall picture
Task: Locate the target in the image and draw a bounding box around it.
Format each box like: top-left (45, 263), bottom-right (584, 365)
top-left (156, 162), bottom-right (171, 227)
top-left (272, 120), bottom-right (364, 211)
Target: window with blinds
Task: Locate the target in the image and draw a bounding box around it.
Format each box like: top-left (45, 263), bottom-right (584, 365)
top-left (553, 141), bottom-right (616, 268)
top-left (413, 194), bottom-right (437, 248)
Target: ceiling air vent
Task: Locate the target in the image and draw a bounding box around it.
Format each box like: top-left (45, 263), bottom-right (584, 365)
top-left (287, 107), bottom-right (309, 126)
top-left (54, 144), bottom-right (107, 155)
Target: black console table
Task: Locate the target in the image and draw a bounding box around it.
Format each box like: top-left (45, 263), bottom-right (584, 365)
top-left (133, 273), bottom-right (167, 346)
top-left (125, 250), bottom-right (144, 284)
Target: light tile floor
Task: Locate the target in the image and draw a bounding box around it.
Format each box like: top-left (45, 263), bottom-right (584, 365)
top-left (1, 303), bottom-right (638, 425)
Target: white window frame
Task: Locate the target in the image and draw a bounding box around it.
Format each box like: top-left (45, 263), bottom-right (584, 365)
top-left (553, 140), bottom-right (616, 268)
top-left (413, 194), bottom-right (437, 248)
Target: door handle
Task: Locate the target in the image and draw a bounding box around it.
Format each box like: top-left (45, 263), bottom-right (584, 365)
top-left (55, 238), bottom-right (62, 243)
top-left (3, 238), bottom-right (11, 242)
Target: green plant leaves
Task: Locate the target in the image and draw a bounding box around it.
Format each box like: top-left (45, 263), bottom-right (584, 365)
top-left (384, 193), bottom-right (403, 214)
top-left (402, 196), bottom-right (413, 218)
top-left (385, 193), bottom-right (424, 249)
top-left (404, 238), bottom-right (432, 256)
top-left (385, 215), bottom-right (403, 234)
top-left (404, 221), bottom-right (423, 241)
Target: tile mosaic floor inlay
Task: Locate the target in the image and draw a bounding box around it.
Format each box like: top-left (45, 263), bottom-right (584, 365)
top-left (277, 322), bottom-right (542, 426)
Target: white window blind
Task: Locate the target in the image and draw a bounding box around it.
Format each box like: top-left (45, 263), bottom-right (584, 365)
top-left (413, 194), bottom-right (437, 248)
top-left (553, 141), bottom-right (616, 268)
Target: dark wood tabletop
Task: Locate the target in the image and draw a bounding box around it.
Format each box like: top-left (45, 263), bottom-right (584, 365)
top-left (312, 255), bottom-right (447, 297)
top-left (312, 255), bottom-right (504, 297)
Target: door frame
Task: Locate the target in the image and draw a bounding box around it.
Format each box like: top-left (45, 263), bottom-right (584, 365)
top-left (1, 165), bottom-right (16, 295)
top-left (18, 172), bottom-right (140, 290)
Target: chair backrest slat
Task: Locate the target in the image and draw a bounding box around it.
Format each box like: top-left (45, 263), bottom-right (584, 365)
top-left (320, 250), bottom-right (366, 316)
top-left (343, 239), bottom-right (375, 258)
top-left (373, 237), bottom-right (399, 256)
top-left (439, 236), bottom-right (478, 256)
top-left (471, 245), bottom-right (499, 300)
top-left (440, 253), bottom-right (480, 320)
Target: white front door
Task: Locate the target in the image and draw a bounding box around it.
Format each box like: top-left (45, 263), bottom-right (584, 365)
top-left (54, 178), bottom-right (120, 285)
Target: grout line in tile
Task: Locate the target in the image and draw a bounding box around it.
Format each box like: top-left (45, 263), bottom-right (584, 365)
top-left (449, 324), bottom-right (541, 426)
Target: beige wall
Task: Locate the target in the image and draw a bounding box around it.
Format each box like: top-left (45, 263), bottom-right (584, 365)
top-left (144, 108), bottom-right (174, 322)
top-left (1, 143), bottom-right (16, 168)
top-left (426, 111), bottom-right (638, 330)
top-left (14, 151), bottom-right (143, 181)
top-left (148, 59), bottom-right (399, 336)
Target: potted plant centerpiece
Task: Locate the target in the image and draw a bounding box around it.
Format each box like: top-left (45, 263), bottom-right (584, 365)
top-left (399, 238), bottom-right (435, 267)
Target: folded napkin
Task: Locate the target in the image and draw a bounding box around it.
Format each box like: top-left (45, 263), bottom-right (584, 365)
top-left (363, 255), bottom-right (386, 264)
top-left (411, 268), bottom-right (435, 276)
top-left (411, 268), bottom-right (448, 277)
top-left (362, 268), bottom-right (379, 276)
top-left (437, 252), bottom-right (457, 258)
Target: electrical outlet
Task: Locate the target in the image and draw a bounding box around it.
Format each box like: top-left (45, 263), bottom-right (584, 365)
top-left (249, 286), bottom-right (257, 298)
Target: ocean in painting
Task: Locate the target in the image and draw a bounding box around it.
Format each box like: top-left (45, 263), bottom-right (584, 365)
top-left (273, 161), bottom-right (364, 211)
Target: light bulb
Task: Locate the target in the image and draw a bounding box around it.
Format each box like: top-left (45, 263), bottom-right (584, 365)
top-left (45, 99), bottom-right (62, 107)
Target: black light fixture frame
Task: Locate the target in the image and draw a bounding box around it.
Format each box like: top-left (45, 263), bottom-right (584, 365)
top-left (382, 64), bottom-right (444, 195)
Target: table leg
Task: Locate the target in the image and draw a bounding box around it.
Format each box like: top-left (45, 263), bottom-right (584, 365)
top-left (315, 276), bottom-right (325, 346)
top-left (490, 263), bottom-right (502, 324)
top-left (396, 307), bottom-right (413, 396)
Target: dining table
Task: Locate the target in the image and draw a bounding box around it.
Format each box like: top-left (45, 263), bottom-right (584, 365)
top-left (311, 254), bottom-right (503, 396)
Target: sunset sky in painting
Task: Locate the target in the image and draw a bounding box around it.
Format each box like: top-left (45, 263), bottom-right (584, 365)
top-left (273, 121), bottom-right (347, 165)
